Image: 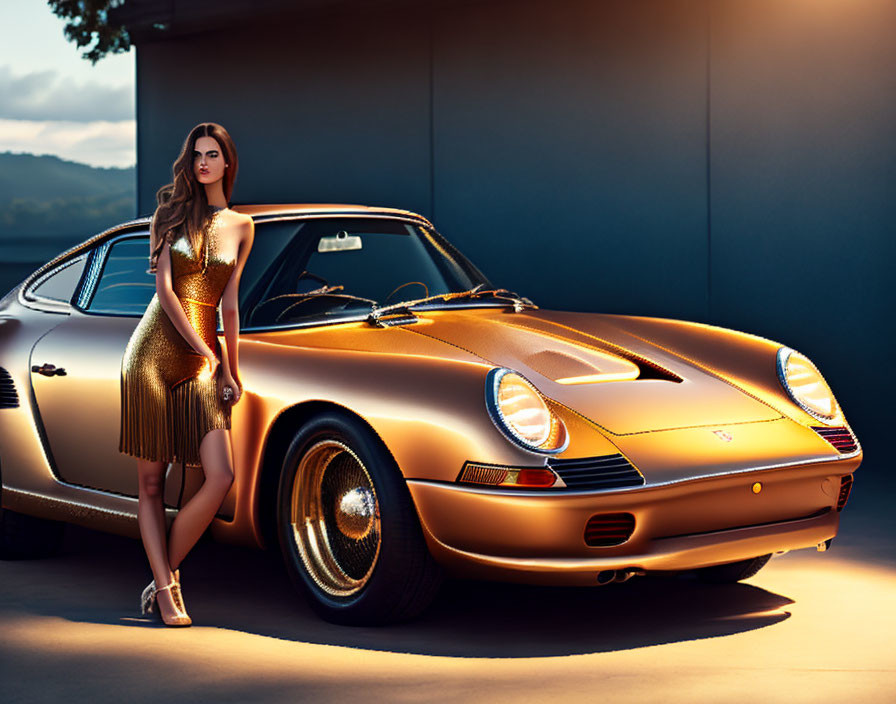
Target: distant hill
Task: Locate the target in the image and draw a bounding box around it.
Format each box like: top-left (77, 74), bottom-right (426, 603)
top-left (0, 152), bottom-right (136, 258)
top-left (0, 152), bottom-right (137, 295)
top-left (0, 152), bottom-right (134, 204)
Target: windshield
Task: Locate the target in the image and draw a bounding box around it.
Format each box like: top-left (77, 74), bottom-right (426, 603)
top-left (243, 217), bottom-right (503, 328)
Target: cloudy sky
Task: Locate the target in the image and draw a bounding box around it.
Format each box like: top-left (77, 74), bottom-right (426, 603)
top-left (0, 2), bottom-right (135, 168)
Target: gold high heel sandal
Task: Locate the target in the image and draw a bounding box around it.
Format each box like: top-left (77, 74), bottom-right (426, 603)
top-left (139, 569), bottom-right (181, 617)
top-left (153, 580), bottom-right (192, 627)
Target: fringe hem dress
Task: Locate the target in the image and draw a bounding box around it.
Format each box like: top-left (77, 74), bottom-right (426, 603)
top-left (119, 205), bottom-right (236, 467)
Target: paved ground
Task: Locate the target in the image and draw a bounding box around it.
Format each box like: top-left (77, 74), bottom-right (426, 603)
top-left (1, 478), bottom-right (894, 703)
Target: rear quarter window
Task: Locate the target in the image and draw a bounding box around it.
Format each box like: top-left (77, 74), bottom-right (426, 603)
top-left (85, 236), bottom-right (156, 316)
top-left (24, 254), bottom-right (88, 304)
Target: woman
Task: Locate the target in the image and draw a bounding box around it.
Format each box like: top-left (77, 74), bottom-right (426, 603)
top-left (118, 122), bottom-right (255, 627)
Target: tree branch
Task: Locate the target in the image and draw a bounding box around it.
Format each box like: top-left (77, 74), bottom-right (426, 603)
top-left (47, 0), bottom-right (131, 64)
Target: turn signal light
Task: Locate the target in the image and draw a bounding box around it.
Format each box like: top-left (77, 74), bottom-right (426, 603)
top-left (458, 463), bottom-right (559, 488)
top-left (515, 469), bottom-right (558, 487)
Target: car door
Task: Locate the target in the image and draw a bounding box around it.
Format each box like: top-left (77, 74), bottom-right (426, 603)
top-left (29, 233), bottom-right (184, 505)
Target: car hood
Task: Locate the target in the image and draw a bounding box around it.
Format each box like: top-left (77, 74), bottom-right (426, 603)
top-left (405, 308), bottom-right (781, 435)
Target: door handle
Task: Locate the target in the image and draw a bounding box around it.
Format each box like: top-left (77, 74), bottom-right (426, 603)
top-left (31, 363), bottom-right (67, 377)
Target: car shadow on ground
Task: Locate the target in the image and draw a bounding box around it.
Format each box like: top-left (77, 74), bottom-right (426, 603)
top-left (1, 524), bottom-right (794, 658)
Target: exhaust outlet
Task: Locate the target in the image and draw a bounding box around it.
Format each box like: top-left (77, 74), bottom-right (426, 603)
top-left (615, 570), bottom-right (635, 583)
top-left (596, 570), bottom-right (617, 585)
top-left (596, 569), bottom-right (645, 585)
top-left (597, 568), bottom-right (644, 585)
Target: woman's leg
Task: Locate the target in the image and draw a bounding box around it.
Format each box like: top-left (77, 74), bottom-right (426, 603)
top-left (166, 428), bottom-right (234, 572)
top-left (137, 458), bottom-right (174, 588)
top-left (137, 458), bottom-right (184, 621)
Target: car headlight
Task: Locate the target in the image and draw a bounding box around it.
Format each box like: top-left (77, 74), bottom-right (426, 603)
top-left (485, 368), bottom-right (569, 453)
top-left (776, 347), bottom-right (841, 424)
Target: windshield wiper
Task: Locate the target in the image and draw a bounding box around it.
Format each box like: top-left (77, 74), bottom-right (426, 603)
top-left (256, 287), bottom-right (378, 324)
top-left (464, 286), bottom-right (537, 312)
top-left (367, 284), bottom-right (537, 326)
top-left (286, 285), bottom-right (379, 308)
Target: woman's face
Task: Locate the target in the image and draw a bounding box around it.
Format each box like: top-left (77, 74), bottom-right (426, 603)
top-left (192, 135), bottom-right (226, 184)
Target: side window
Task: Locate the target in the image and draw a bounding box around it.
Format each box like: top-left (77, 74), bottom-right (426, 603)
top-left (86, 237), bottom-right (155, 315)
top-left (25, 254), bottom-right (88, 304)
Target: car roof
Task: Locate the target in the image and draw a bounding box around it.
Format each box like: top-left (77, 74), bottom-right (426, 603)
top-left (132, 203), bottom-right (433, 227)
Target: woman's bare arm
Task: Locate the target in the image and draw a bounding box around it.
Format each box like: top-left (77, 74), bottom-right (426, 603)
top-left (219, 216), bottom-right (255, 384)
top-left (217, 304), bottom-right (232, 376)
top-left (156, 239), bottom-right (216, 362)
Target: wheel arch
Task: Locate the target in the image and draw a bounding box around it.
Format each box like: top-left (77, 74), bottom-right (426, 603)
top-left (254, 399), bottom-right (403, 550)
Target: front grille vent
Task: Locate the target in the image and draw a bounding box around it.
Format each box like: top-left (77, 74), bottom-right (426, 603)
top-left (837, 475), bottom-right (853, 512)
top-left (0, 367), bottom-right (19, 408)
top-left (584, 512), bottom-right (636, 547)
top-left (548, 453), bottom-right (644, 491)
top-left (812, 426), bottom-right (858, 454)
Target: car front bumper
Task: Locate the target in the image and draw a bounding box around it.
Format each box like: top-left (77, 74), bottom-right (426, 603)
top-left (406, 455), bottom-right (857, 586)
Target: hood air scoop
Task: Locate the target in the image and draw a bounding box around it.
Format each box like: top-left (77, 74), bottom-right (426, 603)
top-left (523, 349), bottom-right (640, 384)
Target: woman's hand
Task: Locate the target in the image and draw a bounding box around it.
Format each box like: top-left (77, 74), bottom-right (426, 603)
top-left (204, 349), bottom-right (220, 378)
top-left (219, 369), bottom-right (243, 404)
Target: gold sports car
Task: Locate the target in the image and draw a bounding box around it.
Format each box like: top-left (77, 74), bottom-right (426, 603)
top-left (0, 204), bottom-right (861, 624)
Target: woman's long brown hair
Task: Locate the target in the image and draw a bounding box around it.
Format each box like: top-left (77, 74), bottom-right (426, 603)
top-left (148, 122), bottom-right (238, 273)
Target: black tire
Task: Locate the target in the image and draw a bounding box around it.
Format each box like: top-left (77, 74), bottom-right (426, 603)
top-left (0, 505), bottom-right (65, 559)
top-left (695, 554), bottom-right (772, 583)
top-left (276, 411), bottom-right (443, 625)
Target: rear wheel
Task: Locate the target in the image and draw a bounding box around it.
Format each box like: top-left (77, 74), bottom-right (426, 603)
top-left (276, 412), bottom-right (443, 625)
top-left (694, 554), bottom-right (772, 583)
top-left (0, 505), bottom-right (65, 559)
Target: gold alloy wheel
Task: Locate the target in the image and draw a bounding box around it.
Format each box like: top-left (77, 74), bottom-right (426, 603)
top-left (290, 439), bottom-right (382, 597)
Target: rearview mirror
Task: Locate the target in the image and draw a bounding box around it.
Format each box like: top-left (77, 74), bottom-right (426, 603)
top-left (318, 231), bottom-right (362, 253)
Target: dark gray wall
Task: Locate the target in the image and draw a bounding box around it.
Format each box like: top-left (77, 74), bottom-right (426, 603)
top-left (708, 0), bottom-right (895, 470)
top-left (432, 0), bottom-right (709, 320)
top-left (135, 0), bottom-right (894, 462)
top-left (137, 6), bottom-right (432, 214)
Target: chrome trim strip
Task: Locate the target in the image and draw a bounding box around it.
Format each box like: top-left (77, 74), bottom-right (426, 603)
top-left (3, 486), bottom-right (139, 523)
top-left (16, 297), bottom-right (71, 316)
top-left (76, 241), bottom-right (113, 310)
top-left (251, 212), bottom-right (433, 228)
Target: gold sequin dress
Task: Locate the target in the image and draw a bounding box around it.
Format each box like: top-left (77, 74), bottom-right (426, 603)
top-left (119, 206), bottom-right (235, 466)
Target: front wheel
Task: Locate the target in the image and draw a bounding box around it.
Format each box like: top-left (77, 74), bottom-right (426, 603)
top-left (276, 412), bottom-right (443, 625)
top-left (694, 554), bottom-right (772, 583)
